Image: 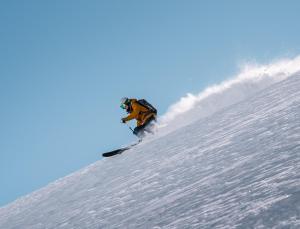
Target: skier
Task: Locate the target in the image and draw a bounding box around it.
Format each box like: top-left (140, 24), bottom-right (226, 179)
top-left (120, 97), bottom-right (157, 138)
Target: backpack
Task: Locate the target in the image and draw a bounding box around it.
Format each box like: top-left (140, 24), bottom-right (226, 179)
top-left (137, 99), bottom-right (157, 114)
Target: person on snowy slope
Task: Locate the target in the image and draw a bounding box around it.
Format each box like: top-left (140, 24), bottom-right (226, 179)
top-left (120, 97), bottom-right (157, 138)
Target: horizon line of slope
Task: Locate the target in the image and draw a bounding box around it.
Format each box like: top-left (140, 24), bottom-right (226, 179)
top-left (0, 74), bottom-right (299, 228)
top-left (1, 57), bottom-right (300, 208)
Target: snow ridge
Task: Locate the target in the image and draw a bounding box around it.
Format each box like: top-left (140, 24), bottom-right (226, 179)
top-left (159, 56), bottom-right (300, 134)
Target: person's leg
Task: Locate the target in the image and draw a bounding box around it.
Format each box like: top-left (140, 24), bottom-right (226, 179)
top-left (133, 125), bottom-right (146, 138)
top-left (133, 116), bottom-right (156, 137)
top-left (143, 116), bottom-right (156, 134)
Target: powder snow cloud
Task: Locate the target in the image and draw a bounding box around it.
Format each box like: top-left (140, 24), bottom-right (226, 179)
top-left (158, 55), bottom-right (300, 134)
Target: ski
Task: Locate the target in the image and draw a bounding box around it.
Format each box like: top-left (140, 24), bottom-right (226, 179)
top-left (102, 147), bottom-right (130, 157)
top-left (102, 140), bottom-right (141, 157)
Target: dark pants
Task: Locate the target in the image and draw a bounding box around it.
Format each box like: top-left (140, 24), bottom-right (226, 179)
top-left (133, 116), bottom-right (156, 138)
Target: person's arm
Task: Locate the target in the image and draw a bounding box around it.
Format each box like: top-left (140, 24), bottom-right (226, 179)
top-left (123, 103), bottom-right (140, 122)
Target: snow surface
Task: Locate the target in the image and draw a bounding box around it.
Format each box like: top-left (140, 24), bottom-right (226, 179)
top-left (0, 74), bottom-right (300, 228)
top-left (159, 56), bottom-right (300, 135)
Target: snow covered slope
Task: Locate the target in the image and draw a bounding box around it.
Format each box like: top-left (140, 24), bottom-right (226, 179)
top-left (1, 75), bottom-right (300, 228)
top-left (159, 56), bottom-right (300, 135)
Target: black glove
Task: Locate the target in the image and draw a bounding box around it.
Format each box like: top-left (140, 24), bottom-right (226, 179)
top-left (121, 118), bottom-right (126, 123)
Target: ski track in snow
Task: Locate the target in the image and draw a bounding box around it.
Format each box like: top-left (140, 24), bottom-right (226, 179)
top-left (0, 75), bottom-right (300, 228)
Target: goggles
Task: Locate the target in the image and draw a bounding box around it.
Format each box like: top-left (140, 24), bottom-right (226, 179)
top-left (120, 103), bottom-right (127, 109)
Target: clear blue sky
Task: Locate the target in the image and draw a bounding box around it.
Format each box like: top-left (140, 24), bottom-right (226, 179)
top-left (1, 0), bottom-right (300, 206)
